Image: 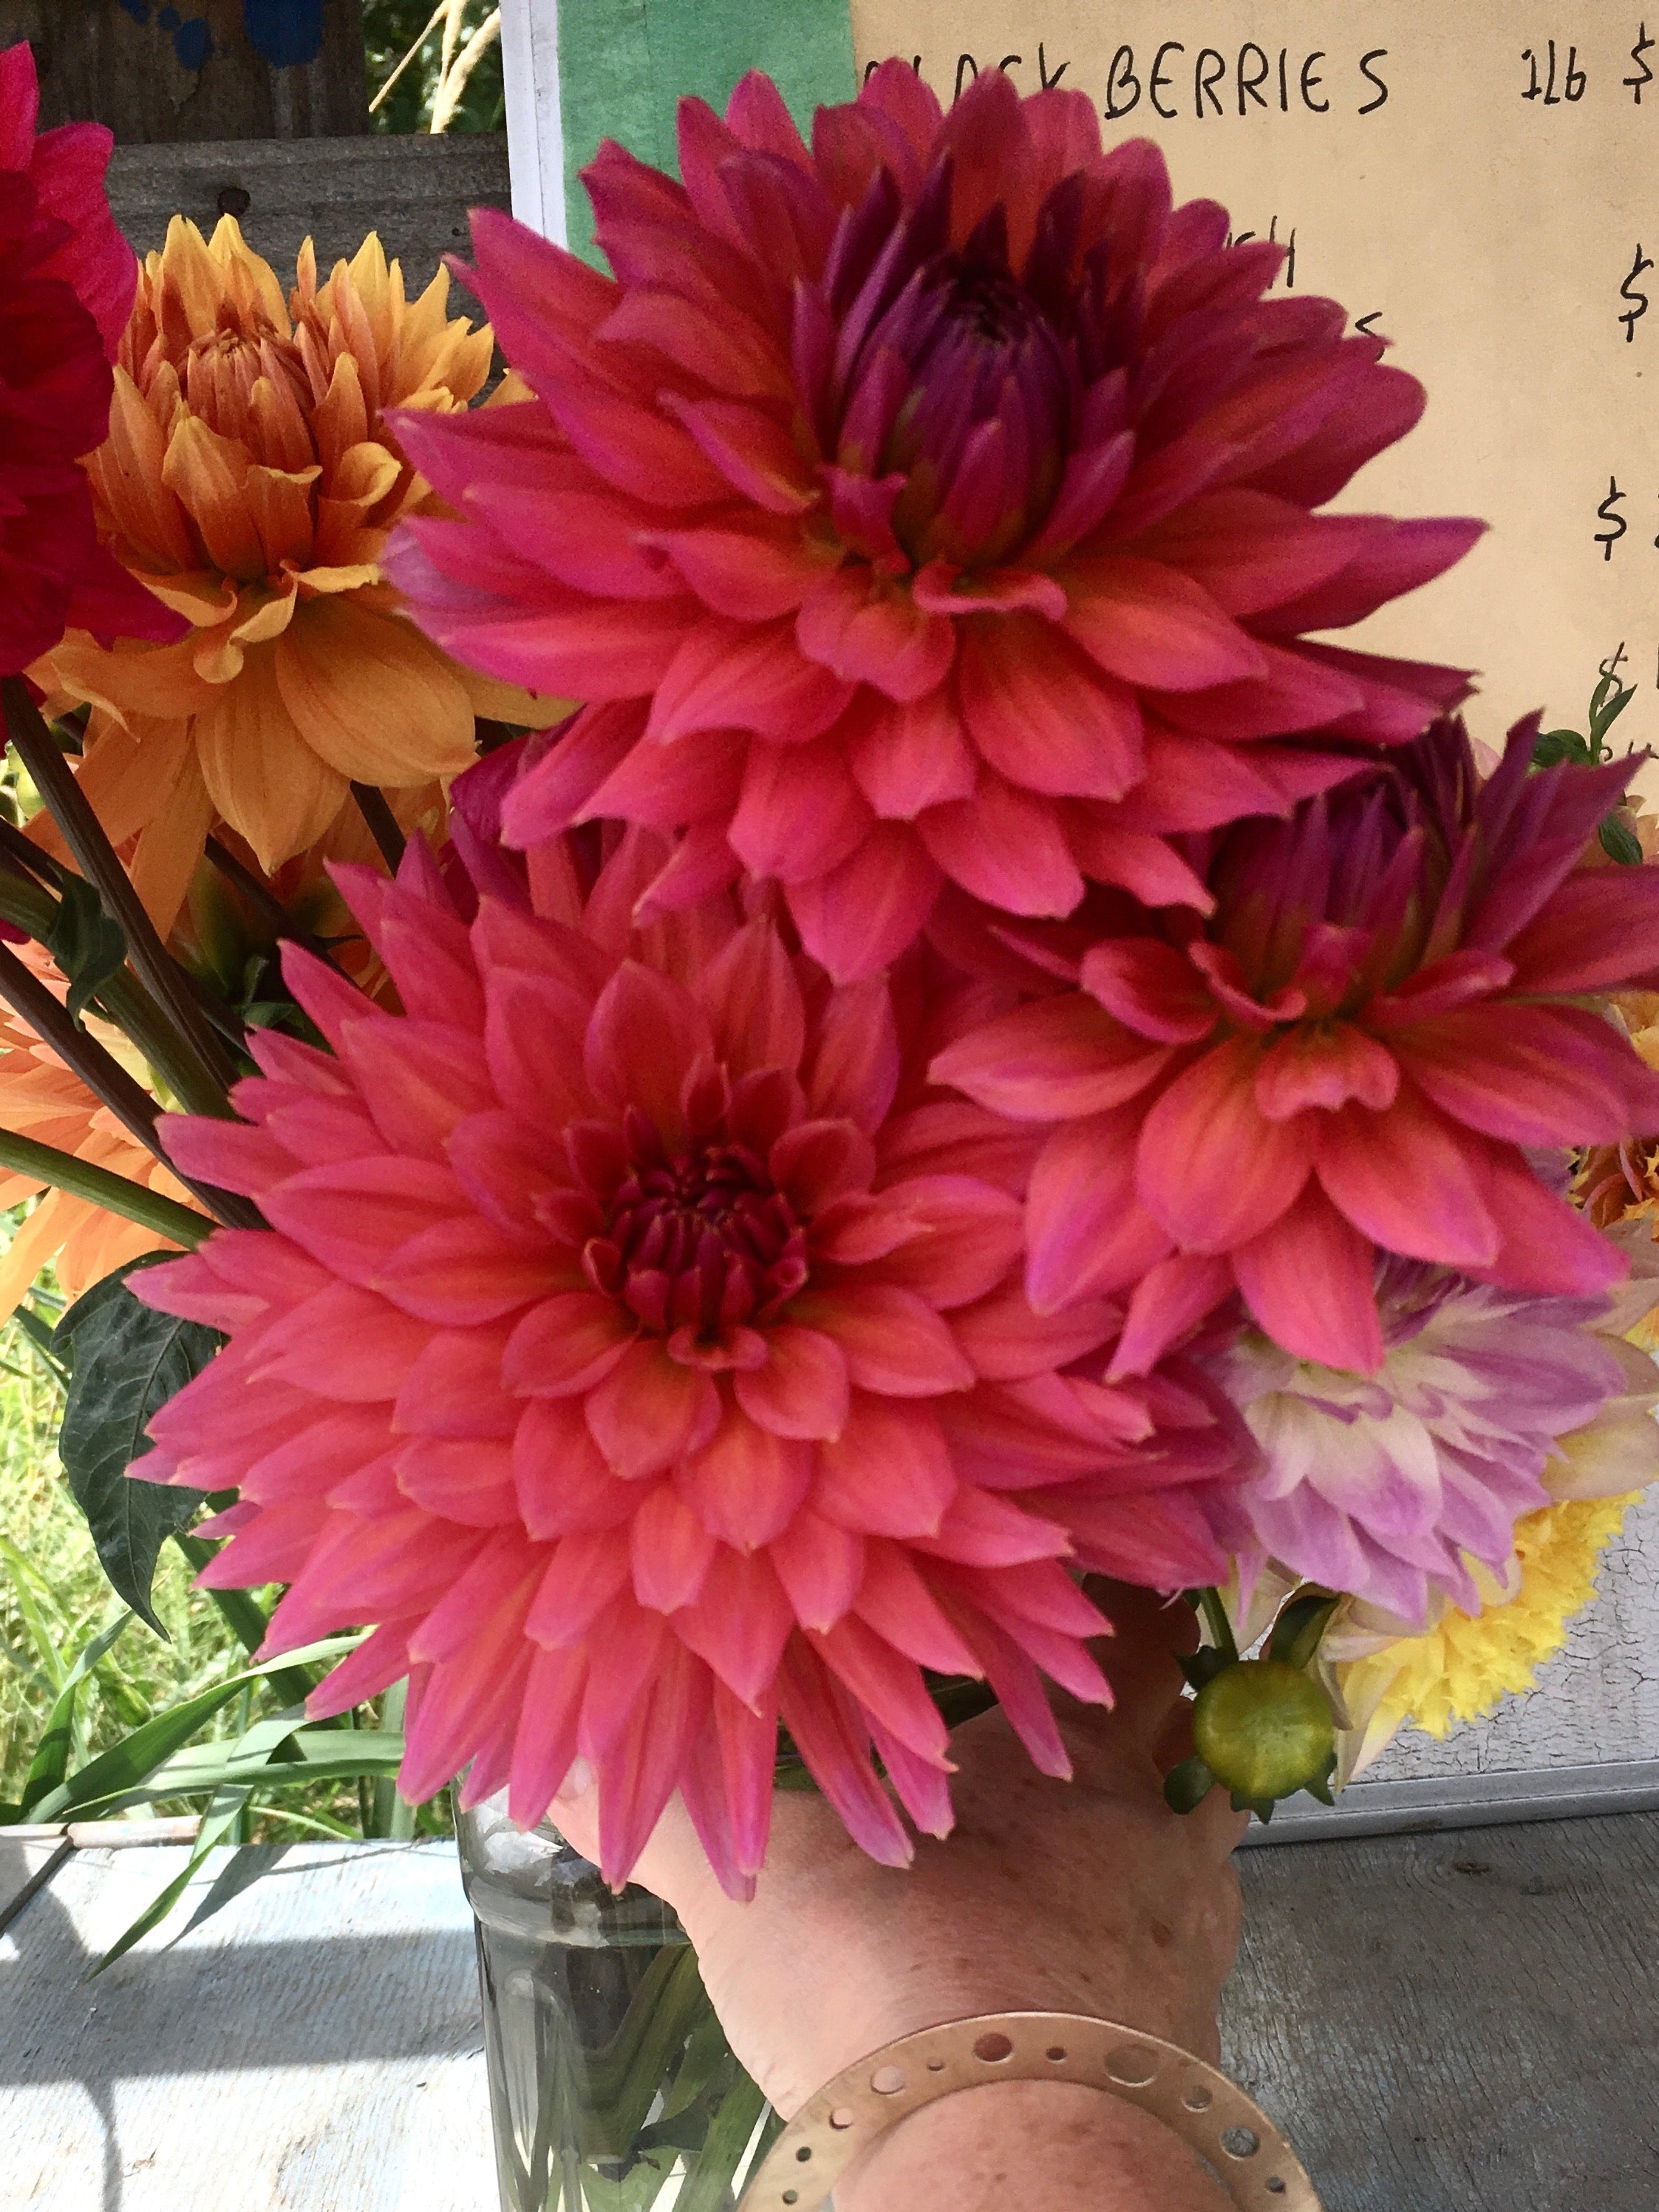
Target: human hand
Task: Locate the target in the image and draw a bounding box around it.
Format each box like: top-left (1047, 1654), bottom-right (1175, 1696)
top-left (551, 1582), bottom-right (1247, 2121)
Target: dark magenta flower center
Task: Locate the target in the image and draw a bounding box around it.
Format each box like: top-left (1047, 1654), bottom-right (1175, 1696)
top-left (866, 234), bottom-right (1072, 568)
top-left (585, 1114), bottom-right (808, 1338)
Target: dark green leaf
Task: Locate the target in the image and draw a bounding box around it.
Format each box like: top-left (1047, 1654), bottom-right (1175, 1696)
top-left (1590, 675), bottom-right (1638, 746)
top-left (1163, 1755), bottom-right (1215, 1814)
top-left (88, 1784), bottom-right (253, 1976)
top-left (45, 877), bottom-right (129, 1026)
top-left (1600, 812), bottom-right (1644, 865)
top-left (1531, 728), bottom-right (1591, 766)
top-left (53, 1258), bottom-right (222, 1632)
top-left (1267, 1590), bottom-right (1339, 1672)
top-left (1178, 1647), bottom-right (1232, 1692)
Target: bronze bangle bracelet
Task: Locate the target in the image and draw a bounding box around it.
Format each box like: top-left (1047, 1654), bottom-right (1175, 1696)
top-left (738, 2010), bottom-right (1321, 2210)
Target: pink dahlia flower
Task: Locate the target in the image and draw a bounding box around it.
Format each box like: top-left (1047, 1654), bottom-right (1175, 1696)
top-left (0, 42), bottom-right (183, 673)
top-left (385, 63), bottom-right (1479, 982)
top-left (129, 791), bottom-right (1250, 1891)
top-left (933, 715), bottom-right (1659, 1377)
top-left (1197, 1257), bottom-right (1649, 1622)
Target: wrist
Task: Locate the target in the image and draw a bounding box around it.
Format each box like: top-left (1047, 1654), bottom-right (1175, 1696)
top-left (836, 2082), bottom-right (1235, 2212)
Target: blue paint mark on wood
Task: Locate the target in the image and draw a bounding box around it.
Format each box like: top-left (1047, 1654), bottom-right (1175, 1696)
top-left (240, 0), bottom-right (326, 69)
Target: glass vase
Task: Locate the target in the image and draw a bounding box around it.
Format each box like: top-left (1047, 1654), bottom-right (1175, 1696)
top-left (457, 1792), bottom-right (777, 2212)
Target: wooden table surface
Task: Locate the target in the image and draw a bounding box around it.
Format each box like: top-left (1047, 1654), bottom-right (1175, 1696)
top-left (2, 1815), bottom-right (1655, 2211)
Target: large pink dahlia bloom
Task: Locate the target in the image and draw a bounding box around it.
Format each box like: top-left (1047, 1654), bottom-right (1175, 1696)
top-left (0, 41), bottom-right (183, 674)
top-left (934, 716), bottom-right (1659, 1378)
top-left (129, 794), bottom-right (1250, 1891)
top-left (386, 63), bottom-right (1479, 982)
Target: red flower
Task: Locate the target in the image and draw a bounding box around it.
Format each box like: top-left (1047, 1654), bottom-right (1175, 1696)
top-left (130, 777), bottom-right (1251, 1891)
top-left (0, 41), bottom-right (181, 675)
top-left (388, 63), bottom-right (1478, 981)
top-left (934, 718), bottom-right (1659, 1375)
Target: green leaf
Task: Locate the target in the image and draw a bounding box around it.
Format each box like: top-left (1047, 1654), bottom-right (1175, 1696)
top-left (1590, 674), bottom-right (1638, 746)
top-left (1600, 812), bottom-right (1645, 865)
top-left (19, 1614), bottom-right (133, 1817)
top-left (1178, 1647), bottom-right (1232, 1692)
top-left (26, 1634), bottom-right (364, 1823)
top-left (1531, 728), bottom-right (1591, 766)
top-left (1267, 1590), bottom-right (1339, 1673)
top-left (53, 1258), bottom-right (223, 1632)
top-left (46, 876), bottom-right (129, 1026)
top-left (1163, 1755), bottom-right (1215, 1814)
top-left (88, 1784), bottom-right (253, 1976)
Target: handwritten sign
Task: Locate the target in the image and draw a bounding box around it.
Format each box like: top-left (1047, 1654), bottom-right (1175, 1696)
top-left (845, 1), bottom-right (1659, 764)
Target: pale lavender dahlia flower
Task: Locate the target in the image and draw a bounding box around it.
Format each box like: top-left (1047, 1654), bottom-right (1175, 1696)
top-left (1198, 1256), bottom-right (1652, 1625)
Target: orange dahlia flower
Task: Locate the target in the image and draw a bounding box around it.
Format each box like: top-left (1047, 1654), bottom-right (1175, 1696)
top-left (30, 217), bottom-right (549, 928)
top-left (0, 952), bottom-right (201, 1319)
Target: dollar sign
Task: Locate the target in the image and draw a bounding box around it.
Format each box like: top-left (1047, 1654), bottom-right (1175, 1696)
top-left (1621, 246), bottom-right (1654, 341)
top-left (1628, 22), bottom-right (1655, 101)
top-left (1597, 476), bottom-right (1628, 560)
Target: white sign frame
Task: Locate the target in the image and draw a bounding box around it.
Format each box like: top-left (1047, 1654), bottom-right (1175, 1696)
top-left (500, 0), bottom-right (567, 242)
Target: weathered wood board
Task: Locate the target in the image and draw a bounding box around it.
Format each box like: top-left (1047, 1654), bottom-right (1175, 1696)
top-left (104, 133), bottom-right (512, 298)
top-left (1224, 1811), bottom-right (1659, 2212)
top-left (0, 1841), bottom-right (492, 2212)
top-left (4, 1825), bottom-right (1655, 2209)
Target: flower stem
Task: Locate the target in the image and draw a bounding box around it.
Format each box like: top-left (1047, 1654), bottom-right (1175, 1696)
top-left (2, 676), bottom-right (242, 1103)
top-left (0, 1126), bottom-right (208, 1248)
top-left (350, 782), bottom-right (406, 872)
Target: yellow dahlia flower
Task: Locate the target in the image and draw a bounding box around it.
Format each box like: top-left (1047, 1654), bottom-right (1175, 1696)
top-left (29, 217), bottom-right (548, 925)
top-left (1331, 1491), bottom-right (1642, 1776)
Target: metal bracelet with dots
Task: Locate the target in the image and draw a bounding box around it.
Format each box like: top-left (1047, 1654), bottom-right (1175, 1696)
top-left (737, 2011), bottom-right (1321, 2210)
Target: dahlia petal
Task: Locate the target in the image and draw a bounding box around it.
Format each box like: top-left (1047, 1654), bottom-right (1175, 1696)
top-left (950, 1613), bottom-right (1072, 1778)
top-left (852, 1543), bottom-right (981, 1675)
top-left (796, 568), bottom-right (955, 701)
top-left (508, 1645), bottom-right (587, 1829)
top-left (1499, 868), bottom-right (1659, 995)
top-left (1396, 1004), bottom-right (1659, 1148)
top-left (513, 1396), bottom-right (638, 1537)
top-left (932, 995), bottom-right (1172, 1120)
top-left (585, 1339), bottom-right (723, 1479)
top-left (1476, 1149), bottom-right (1629, 1298)
top-left (809, 1616), bottom-right (951, 1760)
top-left (630, 1482), bottom-right (719, 1611)
top-left (526, 1527), bottom-right (633, 1645)
top-left (584, 962), bottom-right (713, 1140)
top-left (1258, 515), bottom-right (1486, 634)
top-left (594, 1640), bottom-right (711, 1886)
top-left (815, 1397), bottom-right (955, 1537)
top-left (865, 1175), bottom-right (1023, 1309)
top-left (1136, 1038), bottom-right (1313, 1250)
top-left (1255, 1022), bottom-right (1400, 1120)
top-left (768, 1505), bottom-right (866, 1630)
top-left (395, 1437), bottom-right (519, 1527)
top-left (675, 1403), bottom-right (814, 1548)
top-left (1062, 557), bottom-right (1265, 690)
top-left (483, 967), bottom-right (597, 1131)
top-left (694, 915), bottom-right (808, 1075)
top-left (775, 1639), bottom-right (913, 1865)
top-left (1233, 1189), bottom-right (1385, 1372)
top-left (372, 1216), bottom-right (560, 1325)
top-left (647, 616), bottom-right (854, 745)
top-left (1065, 817), bottom-right (1216, 911)
top-left (910, 1486), bottom-right (1072, 1566)
top-left (729, 734), bottom-right (873, 883)
top-left (577, 1604), bottom-right (671, 1760)
top-left (786, 822), bottom-right (943, 983)
top-left (671, 1547), bottom-right (796, 1704)
top-left (664, 393), bottom-right (817, 513)
top-left (650, 520), bottom-right (831, 619)
top-left (868, 1721), bottom-right (955, 1839)
top-left (803, 975), bottom-right (902, 1129)
top-left (1080, 939), bottom-right (1219, 1043)
top-left (1106, 1254), bottom-right (1235, 1379)
top-left (503, 1293), bottom-right (636, 1396)
top-left (395, 1323), bottom-right (520, 1440)
top-left (734, 1324), bottom-right (851, 1440)
top-left (957, 616), bottom-right (1145, 800)
top-left (1314, 1090), bottom-right (1501, 1269)
top-left (845, 690), bottom-right (978, 817)
top-left (499, 702), bottom-right (647, 845)
top-left (919, 774), bottom-right (1086, 917)
top-left (260, 1158), bottom-right (471, 1285)
top-left (248, 1282), bottom-right (430, 1400)
top-left (160, 1114), bottom-right (293, 1198)
top-left (410, 1535), bottom-right (541, 1664)
top-left (1025, 1111), bottom-right (1175, 1312)
top-left (800, 1284), bottom-right (975, 1395)
top-left (306, 1621), bottom-right (419, 1720)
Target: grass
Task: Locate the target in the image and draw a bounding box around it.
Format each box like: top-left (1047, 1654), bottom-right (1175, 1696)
top-left (0, 1222), bottom-right (451, 1844)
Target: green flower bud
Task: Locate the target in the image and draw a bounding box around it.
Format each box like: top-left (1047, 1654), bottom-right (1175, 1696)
top-left (1190, 1658), bottom-right (1335, 1803)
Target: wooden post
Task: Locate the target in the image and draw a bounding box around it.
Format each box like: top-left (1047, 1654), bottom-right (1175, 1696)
top-left (0, 0), bottom-right (369, 140)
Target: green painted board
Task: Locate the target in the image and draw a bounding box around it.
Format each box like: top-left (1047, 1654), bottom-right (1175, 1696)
top-left (555, 0), bottom-right (858, 265)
